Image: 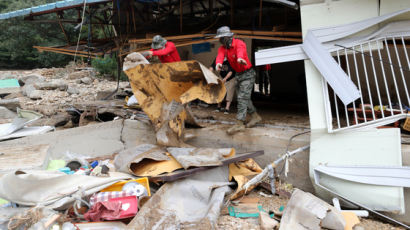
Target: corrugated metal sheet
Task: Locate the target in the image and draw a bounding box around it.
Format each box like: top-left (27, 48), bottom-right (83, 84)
top-left (0, 0), bottom-right (111, 20)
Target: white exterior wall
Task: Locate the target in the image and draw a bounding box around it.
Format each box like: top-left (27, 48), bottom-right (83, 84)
top-left (302, 0), bottom-right (410, 220)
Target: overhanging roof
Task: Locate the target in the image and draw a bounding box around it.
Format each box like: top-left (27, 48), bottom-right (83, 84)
top-left (0, 0), bottom-right (111, 20)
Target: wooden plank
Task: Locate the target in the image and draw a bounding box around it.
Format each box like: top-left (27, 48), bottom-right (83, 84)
top-left (0, 144), bottom-right (49, 172)
top-left (149, 150), bottom-right (264, 182)
top-left (129, 33), bottom-right (210, 44)
top-left (235, 35), bottom-right (302, 42)
top-left (232, 29), bottom-right (302, 37)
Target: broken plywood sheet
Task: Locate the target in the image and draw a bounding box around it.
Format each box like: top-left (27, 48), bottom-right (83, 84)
top-left (167, 147), bottom-right (235, 169)
top-left (149, 150), bottom-right (264, 183)
top-left (114, 144), bottom-right (184, 177)
top-left (229, 158), bottom-right (264, 200)
top-left (279, 189), bottom-right (345, 230)
top-left (124, 53), bottom-right (226, 147)
top-left (0, 144), bottom-right (49, 173)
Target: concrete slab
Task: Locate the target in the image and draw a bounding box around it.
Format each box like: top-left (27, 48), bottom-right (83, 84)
top-left (0, 120), bottom-right (125, 159)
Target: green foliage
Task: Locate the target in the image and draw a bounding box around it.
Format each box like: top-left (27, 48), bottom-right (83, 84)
top-left (0, 0), bottom-right (75, 69)
top-left (91, 55), bottom-right (128, 81)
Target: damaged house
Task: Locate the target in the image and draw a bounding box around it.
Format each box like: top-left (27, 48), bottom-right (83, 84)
top-left (0, 0), bottom-right (409, 229)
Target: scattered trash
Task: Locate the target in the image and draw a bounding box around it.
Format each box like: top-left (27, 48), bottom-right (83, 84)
top-left (126, 95), bottom-right (138, 107)
top-left (0, 79), bottom-right (20, 95)
top-left (101, 178), bottom-right (151, 196)
top-left (228, 204), bottom-right (264, 218)
top-left (279, 189), bottom-right (345, 230)
top-left (0, 108), bottom-right (54, 141)
top-left (128, 167), bottom-right (231, 229)
top-left (84, 196), bottom-right (138, 221)
top-left (259, 191), bottom-right (273, 198)
top-left (259, 211), bottom-right (279, 230)
top-left (0, 170), bottom-right (131, 209)
top-left (341, 212), bottom-right (360, 230)
top-left (332, 198), bottom-right (369, 217)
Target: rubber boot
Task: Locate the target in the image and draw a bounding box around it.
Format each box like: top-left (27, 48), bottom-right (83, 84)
top-left (227, 120), bottom-right (245, 135)
top-left (246, 112), bottom-right (262, 128)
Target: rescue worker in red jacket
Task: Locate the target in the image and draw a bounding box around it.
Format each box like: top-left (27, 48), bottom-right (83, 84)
top-left (215, 26), bottom-right (262, 134)
top-left (144, 35), bottom-right (181, 63)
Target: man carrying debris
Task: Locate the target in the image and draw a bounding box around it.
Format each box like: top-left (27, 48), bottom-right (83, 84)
top-left (210, 57), bottom-right (236, 113)
top-left (215, 26), bottom-right (262, 134)
top-left (143, 35), bottom-right (181, 63)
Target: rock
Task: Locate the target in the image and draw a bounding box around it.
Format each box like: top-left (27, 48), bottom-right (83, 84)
top-left (22, 84), bottom-right (36, 96)
top-left (259, 212), bottom-right (278, 230)
top-left (81, 77), bottom-right (92, 85)
top-left (30, 113), bottom-right (71, 127)
top-left (67, 70), bottom-right (94, 80)
top-left (0, 98), bottom-right (20, 111)
top-left (28, 90), bottom-right (43, 100)
top-left (19, 74), bottom-right (45, 85)
top-left (353, 225), bottom-right (365, 230)
top-left (75, 79), bottom-right (82, 84)
top-left (67, 87), bottom-right (80, 95)
top-left (35, 105), bottom-right (57, 116)
top-left (0, 106), bottom-right (17, 119)
top-left (96, 90), bottom-right (114, 100)
top-left (119, 81), bottom-right (130, 89)
top-left (93, 79), bottom-right (99, 84)
top-left (3, 92), bottom-right (23, 99)
top-left (34, 80), bottom-right (68, 91)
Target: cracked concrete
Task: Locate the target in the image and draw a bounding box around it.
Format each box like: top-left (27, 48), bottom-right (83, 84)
top-left (0, 119), bottom-right (159, 159)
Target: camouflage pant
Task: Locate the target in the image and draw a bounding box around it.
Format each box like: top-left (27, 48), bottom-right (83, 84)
top-left (236, 68), bottom-right (256, 121)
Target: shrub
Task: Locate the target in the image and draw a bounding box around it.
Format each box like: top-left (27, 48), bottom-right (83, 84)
top-left (91, 55), bottom-right (128, 81)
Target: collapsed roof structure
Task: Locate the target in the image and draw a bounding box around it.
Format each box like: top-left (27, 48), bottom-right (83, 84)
top-left (0, 0), bottom-right (302, 60)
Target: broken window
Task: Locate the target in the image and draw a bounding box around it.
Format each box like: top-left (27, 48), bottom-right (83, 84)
top-left (323, 36), bottom-right (410, 132)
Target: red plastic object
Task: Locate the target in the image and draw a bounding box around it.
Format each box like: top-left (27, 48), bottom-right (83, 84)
top-left (107, 196), bottom-right (138, 220)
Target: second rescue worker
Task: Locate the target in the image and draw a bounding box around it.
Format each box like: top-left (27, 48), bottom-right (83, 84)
top-left (214, 26), bottom-right (262, 134)
top-left (144, 35), bottom-right (181, 63)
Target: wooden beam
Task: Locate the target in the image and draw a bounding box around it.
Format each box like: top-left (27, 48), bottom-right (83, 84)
top-left (129, 33), bottom-right (209, 43)
top-left (131, 4), bottom-right (137, 33)
top-left (231, 30), bottom-right (302, 37)
top-left (56, 12), bottom-right (70, 45)
top-left (235, 34), bottom-right (302, 42)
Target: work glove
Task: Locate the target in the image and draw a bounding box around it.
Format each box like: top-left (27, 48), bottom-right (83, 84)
top-left (237, 58), bottom-right (247, 65)
top-left (141, 51), bottom-right (152, 58)
top-left (216, 63), bottom-right (223, 71)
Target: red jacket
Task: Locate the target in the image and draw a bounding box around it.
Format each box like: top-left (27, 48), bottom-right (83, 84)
top-left (151, 41), bottom-right (181, 63)
top-left (216, 38), bottom-right (252, 73)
